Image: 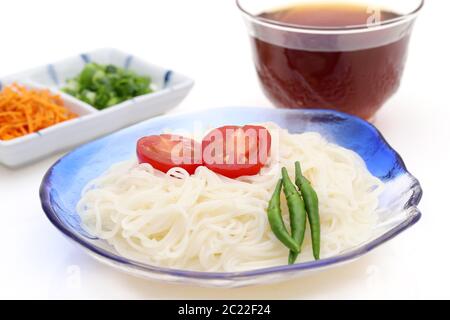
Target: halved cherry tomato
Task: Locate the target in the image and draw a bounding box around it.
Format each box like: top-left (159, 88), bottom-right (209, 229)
top-left (201, 125), bottom-right (271, 178)
top-left (137, 134), bottom-right (202, 174)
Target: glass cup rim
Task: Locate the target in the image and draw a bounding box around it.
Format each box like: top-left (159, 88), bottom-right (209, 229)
top-left (236, 0), bottom-right (424, 34)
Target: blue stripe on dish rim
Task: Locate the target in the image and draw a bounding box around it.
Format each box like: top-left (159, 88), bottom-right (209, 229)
top-left (47, 64), bottom-right (59, 85)
top-left (124, 55), bottom-right (133, 70)
top-left (163, 70), bottom-right (173, 88)
top-left (80, 54), bottom-right (91, 64)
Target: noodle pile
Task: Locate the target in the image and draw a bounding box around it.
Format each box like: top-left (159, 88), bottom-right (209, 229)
top-left (77, 123), bottom-right (383, 272)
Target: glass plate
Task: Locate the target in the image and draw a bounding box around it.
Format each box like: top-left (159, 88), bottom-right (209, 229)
top-left (40, 107), bottom-right (422, 287)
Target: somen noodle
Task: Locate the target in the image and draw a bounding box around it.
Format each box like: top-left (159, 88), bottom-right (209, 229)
top-left (77, 123), bottom-right (383, 272)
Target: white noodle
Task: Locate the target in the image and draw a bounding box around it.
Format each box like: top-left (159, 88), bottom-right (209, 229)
top-left (77, 123), bottom-right (383, 272)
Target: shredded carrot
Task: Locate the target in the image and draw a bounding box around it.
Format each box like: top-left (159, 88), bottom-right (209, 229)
top-left (0, 83), bottom-right (77, 141)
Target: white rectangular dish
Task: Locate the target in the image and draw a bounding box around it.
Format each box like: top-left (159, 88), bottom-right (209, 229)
top-left (0, 48), bottom-right (194, 168)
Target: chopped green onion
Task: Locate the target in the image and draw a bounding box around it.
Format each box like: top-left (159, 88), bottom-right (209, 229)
top-left (62, 62), bottom-right (153, 110)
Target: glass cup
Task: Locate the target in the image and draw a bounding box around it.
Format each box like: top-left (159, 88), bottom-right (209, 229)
top-left (237, 0), bottom-right (424, 120)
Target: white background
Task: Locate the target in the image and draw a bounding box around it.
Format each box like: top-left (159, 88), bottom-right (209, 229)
top-left (0, 0), bottom-right (449, 299)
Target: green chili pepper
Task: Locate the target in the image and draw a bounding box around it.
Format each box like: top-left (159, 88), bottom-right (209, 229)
top-left (295, 161), bottom-right (321, 260)
top-left (281, 168), bottom-right (307, 264)
top-left (267, 180), bottom-right (300, 253)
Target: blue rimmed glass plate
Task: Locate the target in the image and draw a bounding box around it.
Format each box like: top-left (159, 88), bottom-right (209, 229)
top-left (39, 107), bottom-right (422, 287)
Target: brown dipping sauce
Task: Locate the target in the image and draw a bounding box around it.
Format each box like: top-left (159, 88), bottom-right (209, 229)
top-left (251, 3), bottom-right (410, 119)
